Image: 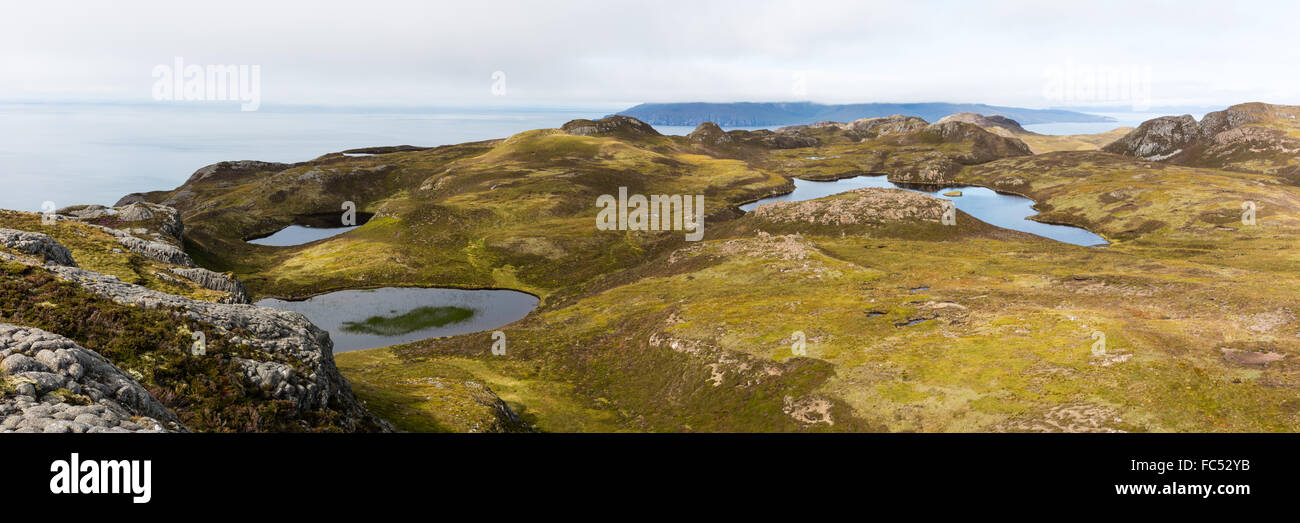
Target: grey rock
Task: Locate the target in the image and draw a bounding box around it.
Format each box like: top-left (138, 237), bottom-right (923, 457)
top-left (0, 324), bottom-right (182, 433)
top-left (0, 228), bottom-right (77, 266)
top-left (115, 203), bottom-right (155, 221)
top-left (113, 235), bottom-right (194, 266)
top-left (1102, 114), bottom-right (1201, 160)
top-left (56, 205), bottom-right (111, 220)
top-left (560, 115), bottom-right (661, 138)
top-left (2, 353), bottom-right (51, 374)
top-left (0, 255), bottom-right (388, 432)
top-left (18, 371), bottom-right (65, 394)
top-left (170, 267), bottom-right (250, 304)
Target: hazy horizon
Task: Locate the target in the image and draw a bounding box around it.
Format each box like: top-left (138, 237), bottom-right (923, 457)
top-left (4, 0), bottom-right (1296, 109)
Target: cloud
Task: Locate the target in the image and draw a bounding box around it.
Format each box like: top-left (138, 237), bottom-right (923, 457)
top-left (2, 0), bottom-right (1297, 108)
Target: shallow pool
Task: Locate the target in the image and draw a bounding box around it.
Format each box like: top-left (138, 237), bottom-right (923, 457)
top-left (740, 175), bottom-right (1108, 246)
top-left (256, 287), bottom-right (540, 352)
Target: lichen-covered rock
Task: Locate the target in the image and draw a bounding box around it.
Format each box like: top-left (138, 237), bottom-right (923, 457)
top-left (0, 324), bottom-right (183, 433)
top-left (920, 120), bottom-right (1032, 162)
top-left (1102, 114), bottom-right (1201, 160)
top-left (170, 267), bottom-right (250, 304)
top-left (117, 202), bottom-right (184, 242)
top-left (0, 228), bottom-right (77, 266)
top-left (114, 234), bottom-right (194, 266)
top-left (843, 114), bottom-right (930, 138)
top-left (936, 112), bottom-right (1031, 135)
top-left (55, 205), bottom-right (111, 220)
top-left (761, 132), bottom-right (819, 149)
top-left (1102, 103), bottom-right (1300, 170)
top-left (887, 153), bottom-right (963, 185)
top-left (461, 381), bottom-right (530, 433)
top-left (561, 115), bottom-right (662, 139)
top-left (18, 260), bottom-right (387, 431)
top-left (752, 187), bottom-right (948, 226)
top-left (60, 202), bottom-right (186, 245)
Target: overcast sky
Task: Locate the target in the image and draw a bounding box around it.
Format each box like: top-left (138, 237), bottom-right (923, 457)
top-left (3, 0), bottom-right (1297, 110)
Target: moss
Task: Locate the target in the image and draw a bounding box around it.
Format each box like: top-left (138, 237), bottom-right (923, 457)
top-left (46, 388), bottom-right (92, 406)
top-left (342, 306), bottom-right (474, 336)
top-left (112, 115), bottom-right (1300, 433)
top-left (0, 262), bottom-right (365, 432)
top-left (0, 210), bottom-right (225, 302)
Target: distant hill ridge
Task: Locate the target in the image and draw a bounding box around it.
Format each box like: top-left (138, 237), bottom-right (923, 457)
top-left (614, 102), bottom-right (1115, 127)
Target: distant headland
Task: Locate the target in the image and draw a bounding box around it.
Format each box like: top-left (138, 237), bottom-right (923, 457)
top-left (614, 101), bottom-right (1115, 127)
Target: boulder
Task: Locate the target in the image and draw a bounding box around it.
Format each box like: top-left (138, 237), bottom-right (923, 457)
top-left (0, 324), bottom-right (182, 433)
top-left (170, 267), bottom-right (250, 304)
top-left (0, 228), bottom-right (77, 266)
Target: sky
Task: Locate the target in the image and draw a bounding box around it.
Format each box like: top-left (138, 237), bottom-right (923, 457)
top-left (3, 0), bottom-right (1298, 110)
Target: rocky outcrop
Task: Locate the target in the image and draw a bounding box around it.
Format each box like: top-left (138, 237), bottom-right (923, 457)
top-left (56, 205), bottom-right (112, 220)
top-left (761, 131), bottom-right (820, 149)
top-left (0, 228), bottom-right (77, 267)
top-left (936, 112), bottom-right (1032, 135)
top-left (776, 115), bottom-right (929, 140)
top-left (52, 262), bottom-right (381, 428)
top-left (339, 145), bottom-right (429, 155)
top-left (1102, 103), bottom-right (1300, 167)
top-left (170, 267), bottom-right (250, 304)
top-left (1, 324), bottom-right (183, 433)
top-left (0, 248), bottom-right (387, 431)
top-left (114, 234), bottom-right (195, 266)
top-left (751, 188), bottom-right (949, 226)
top-left (467, 382), bottom-right (531, 433)
top-left (942, 113), bottom-right (1027, 132)
top-left (186, 160), bottom-right (293, 185)
top-left (119, 202), bottom-right (184, 242)
top-left (843, 114), bottom-right (930, 138)
top-left (1101, 114), bottom-right (1201, 160)
top-left (890, 154), bottom-right (964, 184)
top-left (687, 122), bottom-right (733, 145)
top-left (23, 205), bottom-right (250, 303)
top-left (562, 115), bottom-right (662, 139)
top-left (58, 202), bottom-right (186, 246)
top-left (765, 116), bottom-right (1029, 164)
top-left (75, 213), bottom-right (194, 266)
top-left (919, 120), bottom-right (1033, 163)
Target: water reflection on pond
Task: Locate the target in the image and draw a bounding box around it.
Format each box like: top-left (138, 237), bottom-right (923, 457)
top-left (256, 287), bottom-right (539, 352)
top-left (740, 175), bottom-right (1108, 246)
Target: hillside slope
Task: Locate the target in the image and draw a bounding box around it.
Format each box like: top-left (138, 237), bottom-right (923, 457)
top-left (1103, 102), bottom-right (1300, 183)
top-left (26, 108), bottom-right (1300, 433)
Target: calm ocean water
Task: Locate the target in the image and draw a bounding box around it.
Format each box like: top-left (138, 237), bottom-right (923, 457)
top-left (0, 103), bottom-right (610, 212)
top-left (0, 103), bottom-right (1154, 213)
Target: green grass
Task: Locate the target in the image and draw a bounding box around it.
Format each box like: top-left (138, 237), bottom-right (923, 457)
top-left (105, 112), bottom-right (1300, 433)
top-left (342, 306), bottom-right (475, 336)
top-left (0, 261), bottom-right (381, 432)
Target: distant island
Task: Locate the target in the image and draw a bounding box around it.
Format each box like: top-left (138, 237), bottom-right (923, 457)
top-left (615, 102), bottom-right (1115, 127)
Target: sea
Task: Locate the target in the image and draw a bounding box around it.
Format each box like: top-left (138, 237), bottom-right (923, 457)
top-left (0, 103), bottom-right (1168, 213)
